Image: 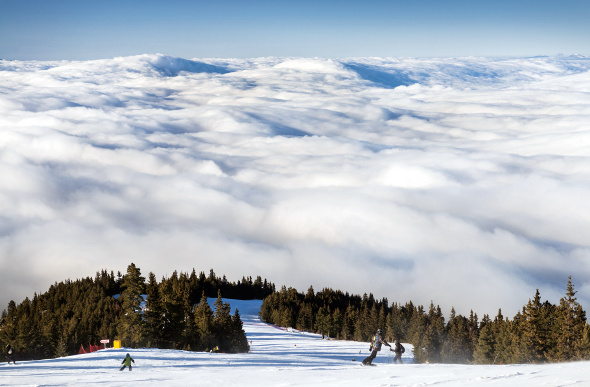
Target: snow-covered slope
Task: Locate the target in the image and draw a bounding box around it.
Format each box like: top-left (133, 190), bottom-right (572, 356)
top-left (1, 299), bottom-right (589, 386)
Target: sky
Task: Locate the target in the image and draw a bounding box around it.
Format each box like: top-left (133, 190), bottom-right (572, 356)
top-left (1, 54), bottom-right (590, 318)
top-left (1, 0), bottom-right (589, 60)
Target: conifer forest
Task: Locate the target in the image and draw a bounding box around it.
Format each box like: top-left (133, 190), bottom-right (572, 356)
top-left (260, 276), bottom-right (589, 364)
top-left (0, 263), bottom-right (274, 359)
top-left (2, 264), bottom-right (589, 365)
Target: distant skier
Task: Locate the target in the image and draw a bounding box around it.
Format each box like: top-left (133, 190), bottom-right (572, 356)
top-left (392, 339), bottom-right (405, 364)
top-left (119, 353), bottom-right (135, 371)
top-left (6, 344), bottom-right (15, 364)
top-left (362, 328), bottom-right (391, 366)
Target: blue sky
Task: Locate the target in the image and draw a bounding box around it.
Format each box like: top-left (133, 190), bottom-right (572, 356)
top-left (1, 0), bottom-right (589, 60)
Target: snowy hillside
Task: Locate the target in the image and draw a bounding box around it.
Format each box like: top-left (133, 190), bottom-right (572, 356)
top-left (1, 299), bottom-right (589, 386)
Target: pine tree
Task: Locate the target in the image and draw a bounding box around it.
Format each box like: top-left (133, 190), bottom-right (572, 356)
top-left (341, 305), bottom-right (357, 341)
top-left (509, 309), bottom-right (525, 363)
top-left (473, 323), bottom-right (495, 364)
top-left (468, 310), bottom-right (479, 355)
top-left (377, 304), bottom-right (387, 336)
top-left (54, 339), bottom-right (68, 358)
top-left (555, 277), bottom-right (586, 361)
top-left (305, 286), bottom-right (315, 303)
top-left (160, 274), bottom-right (184, 348)
top-left (213, 290), bottom-right (232, 351)
top-left (441, 309), bottom-right (472, 364)
top-left (118, 263), bottom-right (147, 348)
top-left (145, 272), bottom-right (164, 348)
top-left (259, 294), bottom-right (274, 322)
top-left (492, 309), bottom-right (511, 364)
top-left (518, 289), bottom-right (550, 362)
top-left (179, 275), bottom-right (196, 350)
top-left (315, 306), bottom-right (330, 337)
top-left (280, 306), bottom-right (295, 329)
top-left (578, 324), bottom-right (590, 359)
top-left (407, 305), bottom-right (426, 363)
top-left (368, 304), bottom-right (380, 338)
top-left (296, 303), bottom-right (313, 332)
top-left (194, 292), bottom-right (214, 351)
top-left (540, 301), bottom-right (558, 361)
top-left (385, 305), bottom-right (404, 343)
top-left (332, 308), bottom-right (343, 339)
top-left (422, 302), bottom-right (444, 363)
top-left (15, 297), bottom-right (34, 356)
top-left (229, 308), bottom-right (250, 353)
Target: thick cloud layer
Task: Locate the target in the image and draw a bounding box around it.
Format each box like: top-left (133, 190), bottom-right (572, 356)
top-left (2, 54), bottom-right (590, 317)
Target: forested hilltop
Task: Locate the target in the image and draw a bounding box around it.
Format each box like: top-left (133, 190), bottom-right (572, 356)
top-left (2, 266), bottom-right (589, 365)
top-left (260, 277), bottom-right (590, 364)
top-left (0, 263), bottom-right (275, 360)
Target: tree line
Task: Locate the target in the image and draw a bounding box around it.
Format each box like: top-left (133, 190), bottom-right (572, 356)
top-left (260, 276), bottom-right (590, 364)
top-left (0, 263), bottom-right (275, 360)
top-left (3, 265), bottom-right (589, 365)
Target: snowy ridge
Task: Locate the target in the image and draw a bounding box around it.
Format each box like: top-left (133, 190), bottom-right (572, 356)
top-left (1, 299), bottom-right (589, 386)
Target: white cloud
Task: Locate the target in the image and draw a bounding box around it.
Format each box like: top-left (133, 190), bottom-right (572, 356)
top-left (1, 54), bottom-right (590, 317)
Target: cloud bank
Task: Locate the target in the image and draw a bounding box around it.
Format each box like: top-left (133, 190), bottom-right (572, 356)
top-left (1, 54), bottom-right (590, 317)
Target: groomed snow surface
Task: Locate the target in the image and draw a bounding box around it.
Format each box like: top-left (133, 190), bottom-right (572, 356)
top-left (1, 300), bottom-right (588, 386)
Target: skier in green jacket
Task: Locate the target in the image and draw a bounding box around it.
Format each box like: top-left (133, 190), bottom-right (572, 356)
top-left (119, 353), bottom-right (135, 371)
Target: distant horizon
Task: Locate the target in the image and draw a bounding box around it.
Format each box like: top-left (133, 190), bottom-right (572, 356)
top-left (2, 52), bottom-right (589, 63)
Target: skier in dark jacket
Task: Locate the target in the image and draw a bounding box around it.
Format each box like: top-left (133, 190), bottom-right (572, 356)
top-left (392, 339), bottom-right (405, 364)
top-left (6, 344), bottom-right (15, 364)
top-left (362, 328), bottom-right (391, 365)
top-left (119, 353), bottom-right (135, 371)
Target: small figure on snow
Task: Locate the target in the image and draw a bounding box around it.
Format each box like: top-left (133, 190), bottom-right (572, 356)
top-left (362, 328), bottom-right (391, 366)
top-left (392, 339), bottom-right (405, 364)
top-left (6, 344), bottom-right (15, 364)
top-left (119, 353), bottom-right (135, 371)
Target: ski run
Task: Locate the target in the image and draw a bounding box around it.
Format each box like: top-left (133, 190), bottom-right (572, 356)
top-left (1, 299), bottom-right (590, 386)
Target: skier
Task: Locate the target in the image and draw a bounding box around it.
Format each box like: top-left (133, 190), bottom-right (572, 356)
top-left (362, 328), bottom-right (391, 365)
top-left (392, 339), bottom-right (405, 364)
top-left (6, 344), bottom-right (15, 364)
top-left (119, 353), bottom-right (135, 371)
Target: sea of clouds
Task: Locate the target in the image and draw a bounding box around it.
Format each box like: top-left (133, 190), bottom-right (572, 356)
top-left (1, 54), bottom-right (590, 317)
